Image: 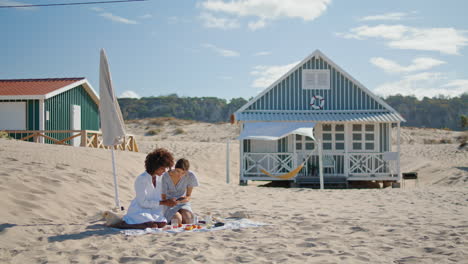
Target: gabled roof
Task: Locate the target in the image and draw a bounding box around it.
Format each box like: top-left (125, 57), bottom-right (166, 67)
top-left (235, 50), bottom-right (404, 122)
top-left (0, 78), bottom-right (99, 104)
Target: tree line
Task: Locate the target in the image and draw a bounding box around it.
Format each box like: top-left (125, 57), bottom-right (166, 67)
top-left (118, 93), bottom-right (468, 130)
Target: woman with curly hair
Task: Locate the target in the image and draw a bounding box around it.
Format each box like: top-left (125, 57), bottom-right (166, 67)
top-left (118, 148), bottom-right (178, 229)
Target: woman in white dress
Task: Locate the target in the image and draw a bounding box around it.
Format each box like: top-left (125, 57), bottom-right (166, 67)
top-left (116, 148), bottom-right (178, 229)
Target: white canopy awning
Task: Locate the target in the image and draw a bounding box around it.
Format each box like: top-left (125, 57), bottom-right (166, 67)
top-left (238, 122), bottom-right (316, 141)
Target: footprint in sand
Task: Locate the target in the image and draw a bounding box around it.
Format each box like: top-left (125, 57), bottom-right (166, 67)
top-left (296, 242), bottom-right (317, 248)
top-left (81, 168), bottom-right (97, 174)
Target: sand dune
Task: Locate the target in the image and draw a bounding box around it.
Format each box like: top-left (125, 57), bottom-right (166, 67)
top-left (0, 123), bottom-right (467, 263)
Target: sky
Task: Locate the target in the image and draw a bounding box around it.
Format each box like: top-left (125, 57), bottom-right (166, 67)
top-left (1, 0), bottom-right (468, 101)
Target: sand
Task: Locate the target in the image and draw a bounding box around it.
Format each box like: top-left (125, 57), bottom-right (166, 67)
top-left (0, 123), bottom-right (467, 263)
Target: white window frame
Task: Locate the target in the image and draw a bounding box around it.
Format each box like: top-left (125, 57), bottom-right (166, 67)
top-left (295, 134), bottom-right (315, 152)
top-left (302, 69), bottom-right (330, 90)
top-left (351, 123), bottom-right (376, 152)
top-left (321, 123), bottom-right (345, 152)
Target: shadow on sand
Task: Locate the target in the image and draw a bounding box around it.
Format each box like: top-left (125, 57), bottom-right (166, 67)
top-left (0, 223), bottom-right (16, 232)
top-left (0, 222), bottom-right (120, 242)
top-left (47, 224), bottom-right (120, 242)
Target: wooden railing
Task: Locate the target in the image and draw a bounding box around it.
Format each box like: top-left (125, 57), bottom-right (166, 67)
top-left (243, 152), bottom-right (294, 176)
top-left (3, 130), bottom-right (139, 152)
top-left (242, 152), bottom-right (397, 178)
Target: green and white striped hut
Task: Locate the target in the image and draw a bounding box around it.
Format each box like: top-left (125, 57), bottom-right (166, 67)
top-left (233, 50), bottom-right (405, 187)
top-left (0, 78), bottom-right (99, 145)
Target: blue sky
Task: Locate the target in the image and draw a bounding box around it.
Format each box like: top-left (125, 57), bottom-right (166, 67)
top-left (1, 0), bottom-right (468, 100)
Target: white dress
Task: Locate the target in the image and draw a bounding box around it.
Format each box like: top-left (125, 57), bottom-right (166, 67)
top-left (122, 171), bottom-right (167, 224)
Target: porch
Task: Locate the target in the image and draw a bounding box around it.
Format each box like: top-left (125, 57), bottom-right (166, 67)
top-left (241, 152), bottom-right (399, 183)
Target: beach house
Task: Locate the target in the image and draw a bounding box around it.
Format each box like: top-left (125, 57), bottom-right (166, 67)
top-left (0, 78), bottom-right (99, 146)
top-left (233, 50), bottom-right (405, 187)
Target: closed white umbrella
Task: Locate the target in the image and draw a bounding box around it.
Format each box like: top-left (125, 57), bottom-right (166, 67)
top-left (99, 48), bottom-right (126, 210)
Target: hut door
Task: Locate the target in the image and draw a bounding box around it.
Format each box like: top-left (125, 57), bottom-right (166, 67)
top-left (70, 105), bottom-right (81, 147)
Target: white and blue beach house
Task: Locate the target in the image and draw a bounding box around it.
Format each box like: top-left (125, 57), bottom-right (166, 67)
top-left (233, 50), bottom-right (405, 187)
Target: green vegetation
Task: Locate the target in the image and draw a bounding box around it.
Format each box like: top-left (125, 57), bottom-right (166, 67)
top-left (146, 128), bottom-right (162, 136)
top-left (384, 94), bottom-right (468, 130)
top-left (174, 128), bottom-right (185, 135)
top-left (118, 93), bottom-right (468, 130)
top-left (118, 94), bottom-right (247, 123)
top-left (461, 115), bottom-right (468, 129)
top-left (0, 131), bottom-right (12, 139)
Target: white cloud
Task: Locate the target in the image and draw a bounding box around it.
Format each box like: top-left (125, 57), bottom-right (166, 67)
top-left (443, 79), bottom-right (468, 92)
top-left (100, 12), bottom-right (138, 24)
top-left (339, 24), bottom-right (408, 40)
top-left (254, 51), bottom-right (271, 56)
top-left (199, 12), bottom-right (240, 29)
top-left (90, 7), bottom-right (103, 12)
top-left (168, 16), bottom-right (191, 24)
top-left (200, 0), bottom-right (331, 30)
top-left (373, 72), bottom-right (468, 99)
top-left (119, 90), bottom-right (141, 99)
top-left (250, 61), bottom-right (299, 88)
top-left (370, 57), bottom-right (446, 74)
top-left (338, 24), bottom-right (468, 55)
top-left (202, 43), bottom-right (240, 57)
top-left (0, 0), bottom-right (37, 10)
top-left (201, 0), bottom-right (331, 21)
top-left (359, 12), bottom-right (411, 21)
top-left (139, 14), bottom-right (153, 19)
top-left (248, 18), bottom-right (266, 30)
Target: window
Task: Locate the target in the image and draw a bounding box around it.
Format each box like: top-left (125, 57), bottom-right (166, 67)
top-left (295, 134), bottom-right (314, 151)
top-left (352, 124), bottom-right (375, 151)
top-left (243, 139), bottom-right (251, 153)
top-left (277, 137), bottom-right (288, 152)
top-left (321, 124), bottom-right (345, 151)
top-left (302, 69), bottom-right (330, 90)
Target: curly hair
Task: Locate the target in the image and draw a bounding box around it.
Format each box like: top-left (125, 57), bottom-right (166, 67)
top-left (145, 148), bottom-right (174, 175)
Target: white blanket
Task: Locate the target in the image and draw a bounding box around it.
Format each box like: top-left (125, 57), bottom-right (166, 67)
top-left (121, 218), bottom-right (267, 236)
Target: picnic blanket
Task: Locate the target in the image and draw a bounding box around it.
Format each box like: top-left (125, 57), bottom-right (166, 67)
top-left (121, 218), bottom-right (267, 236)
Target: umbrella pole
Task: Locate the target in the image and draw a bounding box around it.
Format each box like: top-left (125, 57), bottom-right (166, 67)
top-left (318, 139), bottom-right (324, 190)
top-left (111, 147), bottom-right (121, 210)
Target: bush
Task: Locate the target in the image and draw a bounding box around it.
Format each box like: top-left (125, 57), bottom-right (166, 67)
top-left (149, 118), bottom-right (165, 126)
top-left (174, 128), bottom-right (185, 135)
top-left (457, 132), bottom-right (467, 149)
top-left (146, 128), bottom-right (162, 136)
top-left (0, 131), bottom-right (11, 139)
top-left (439, 138), bottom-right (452, 144)
top-left (423, 139), bottom-right (437, 144)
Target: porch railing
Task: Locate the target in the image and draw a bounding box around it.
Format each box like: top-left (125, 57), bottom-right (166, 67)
top-left (243, 152), bottom-right (294, 176)
top-left (242, 152), bottom-right (397, 178)
top-left (3, 130), bottom-right (139, 152)
top-left (348, 152), bottom-right (397, 177)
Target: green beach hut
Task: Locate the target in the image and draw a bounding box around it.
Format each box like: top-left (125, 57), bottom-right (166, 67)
top-left (0, 78), bottom-right (99, 145)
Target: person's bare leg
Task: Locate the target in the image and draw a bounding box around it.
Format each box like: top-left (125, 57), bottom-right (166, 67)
top-left (146, 222), bottom-right (167, 228)
top-left (110, 221), bottom-right (166, 229)
top-left (180, 209), bottom-right (193, 224)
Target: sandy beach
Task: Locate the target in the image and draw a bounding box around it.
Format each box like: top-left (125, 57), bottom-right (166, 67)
top-left (0, 122), bottom-right (467, 263)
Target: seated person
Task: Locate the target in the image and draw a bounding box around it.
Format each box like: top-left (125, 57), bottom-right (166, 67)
top-left (113, 148), bottom-right (178, 229)
top-left (161, 158), bottom-right (199, 225)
